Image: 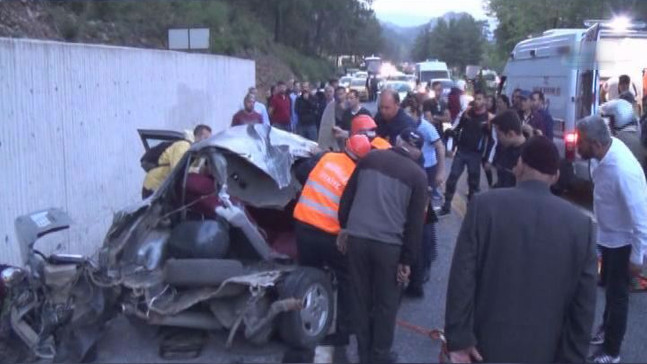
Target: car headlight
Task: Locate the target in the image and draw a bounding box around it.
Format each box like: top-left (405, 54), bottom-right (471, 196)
top-left (1, 267), bottom-right (25, 288)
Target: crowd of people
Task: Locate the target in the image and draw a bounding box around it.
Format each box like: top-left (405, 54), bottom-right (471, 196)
top-left (138, 72), bottom-right (647, 363)
top-left (229, 79), bottom-right (344, 141)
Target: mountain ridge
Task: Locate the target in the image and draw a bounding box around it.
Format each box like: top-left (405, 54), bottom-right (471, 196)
top-left (380, 11), bottom-right (473, 61)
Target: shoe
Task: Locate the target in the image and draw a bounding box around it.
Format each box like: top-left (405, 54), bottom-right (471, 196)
top-left (372, 350), bottom-right (399, 364)
top-left (590, 351), bottom-right (620, 363)
top-left (432, 190), bottom-right (443, 201)
top-left (437, 206), bottom-right (451, 217)
top-left (590, 327), bottom-right (605, 345)
top-left (404, 285), bottom-right (424, 299)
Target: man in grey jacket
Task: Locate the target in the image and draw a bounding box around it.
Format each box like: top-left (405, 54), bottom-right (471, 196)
top-left (445, 136), bottom-right (597, 363)
top-left (338, 128), bottom-right (428, 364)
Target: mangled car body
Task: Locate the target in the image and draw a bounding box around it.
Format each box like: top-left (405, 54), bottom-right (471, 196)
top-left (4, 124), bottom-right (335, 362)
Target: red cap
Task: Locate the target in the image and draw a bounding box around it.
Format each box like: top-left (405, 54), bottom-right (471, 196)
top-left (346, 134), bottom-right (371, 159)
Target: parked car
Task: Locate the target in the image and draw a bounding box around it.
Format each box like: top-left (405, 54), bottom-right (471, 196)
top-left (349, 78), bottom-right (369, 101)
top-left (381, 81), bottom-right (413, 102)
top-left (354, 71), bottom-right (368, 79)
top-left (430, 78), bottom-right (454, 101)
top-left (481, 69), bottom-right (500, 89)
top-left (3, 124), bottom-right (336, 362)
top-left (339, 76), bottom-right (352, 89)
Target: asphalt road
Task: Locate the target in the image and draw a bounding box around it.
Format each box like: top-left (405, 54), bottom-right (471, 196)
top-left (92, 101), bottom-right (647, 363)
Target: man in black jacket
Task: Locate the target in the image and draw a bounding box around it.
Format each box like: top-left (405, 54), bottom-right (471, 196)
top-left (491, 110), bottom-right (526, 188)
top-left (338, 128), bottom-right (428, 364)
top-left (439, 90), bottom-right (491, 216)
top-left (340, 90), bottom-right (372, 132)
top-left (445, 136), bottom-right (597, 363)
top-left (295, 82), bottom-right (320, 141)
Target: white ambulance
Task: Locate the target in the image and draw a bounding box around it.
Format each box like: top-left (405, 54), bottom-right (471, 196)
top-left (499, 18), bottom-right (647, 191)
top-left (415, 59), bottom-right (451, 85)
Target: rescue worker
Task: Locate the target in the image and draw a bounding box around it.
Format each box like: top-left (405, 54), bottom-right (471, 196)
top-left (293, 134), bottom-right (372, 347)
top-left (351, 114), bottom-right (392, 150)
top-left (142, 125), bottom-right (211, 199)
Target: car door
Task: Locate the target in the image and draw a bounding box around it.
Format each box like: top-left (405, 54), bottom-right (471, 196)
top-left (576, 23), bottom-right (601, 119)
top-left (137, 129), bottom-right (185, 152)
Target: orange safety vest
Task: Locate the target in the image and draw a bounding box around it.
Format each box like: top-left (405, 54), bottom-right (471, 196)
top-left (294, 152), bottom-right (356, 235)
top-left (371, 137), bottom-right (391, 150)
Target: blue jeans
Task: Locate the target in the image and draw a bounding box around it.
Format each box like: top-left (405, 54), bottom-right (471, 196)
top-left (297, 124), bottom-right (318, 141)
top-left (409, 165), bottom-right (439, 289)
top-left (444, 150), bottom-right (481, 208)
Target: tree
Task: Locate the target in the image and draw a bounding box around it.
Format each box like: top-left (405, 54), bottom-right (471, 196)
top-left (486, 0), bottom-right (647, 60)
top-left (240, 0), bottom-right (383, 59)
top-left (412, 15), bottom-right (487, 73)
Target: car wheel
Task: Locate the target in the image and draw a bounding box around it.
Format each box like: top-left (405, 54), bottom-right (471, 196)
top-left (277, 268), bottom-right (333, 349)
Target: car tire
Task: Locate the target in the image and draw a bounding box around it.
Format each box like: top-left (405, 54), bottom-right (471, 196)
top-left (277, 267), bottom-right (333, 349)
top-left (163, 259), bottom-right (244, 287)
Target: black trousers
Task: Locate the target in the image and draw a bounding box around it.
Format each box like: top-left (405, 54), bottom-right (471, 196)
top-left (423, 165), bottom-right (439, 267)
top-left (481, 159), bottom-right (494, 187)
top-left (347, 236), bottom-right (402, 364)
top-left (409, 223), bottom-right (437, 290)
top-left (295, 222), bottom-right (352, 339)
top-left (444, 150), bottom-right (481, 208)
top-left (600, 245), bottom-right (631, 356)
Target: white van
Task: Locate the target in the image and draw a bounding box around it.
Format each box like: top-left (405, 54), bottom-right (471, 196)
top-left (416, 60), bottom-right (451, 85)
top-left (499, 18), bottom-right (647, 191)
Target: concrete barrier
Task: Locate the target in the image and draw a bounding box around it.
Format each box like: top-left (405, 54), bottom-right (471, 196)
top-left (0, 38), bottom-right (255, 264)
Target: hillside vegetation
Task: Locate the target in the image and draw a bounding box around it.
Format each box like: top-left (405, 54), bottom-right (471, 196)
top-left (0, 0), bottom-right (384, 93)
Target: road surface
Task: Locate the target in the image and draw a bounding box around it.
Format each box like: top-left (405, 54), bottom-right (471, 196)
top-left (92, 101), bottom-right (647, 363)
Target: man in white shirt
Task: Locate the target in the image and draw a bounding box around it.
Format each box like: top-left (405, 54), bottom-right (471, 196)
top-left (247, 87), bottom-right (270, 126)
top-left (576, 115), bottom-right (647, 364)
top-left (289, 81), bottom-right (301, 132)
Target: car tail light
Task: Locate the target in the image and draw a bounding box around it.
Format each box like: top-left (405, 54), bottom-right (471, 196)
top-left (565, 132), bottom-right (578, 144)
top-left (565, 131), bottom-right (578, 161)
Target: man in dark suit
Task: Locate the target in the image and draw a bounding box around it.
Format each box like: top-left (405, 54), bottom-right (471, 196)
top-left (445, 136), bottom-right (597, 363)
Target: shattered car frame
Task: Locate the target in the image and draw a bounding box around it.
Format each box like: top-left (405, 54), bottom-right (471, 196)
top-left (97, 124), bottom-right (335, 350)
top-left (4, 124), bottom-right (337, 363)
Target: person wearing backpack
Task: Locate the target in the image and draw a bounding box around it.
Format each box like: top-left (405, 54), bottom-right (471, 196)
top-left (141, 124), bottom-right (212, 199)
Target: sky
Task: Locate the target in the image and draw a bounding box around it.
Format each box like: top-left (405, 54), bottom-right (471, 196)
top-left (372, 0), bottom-right (490, 27)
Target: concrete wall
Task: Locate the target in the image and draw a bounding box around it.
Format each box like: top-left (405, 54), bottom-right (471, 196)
top-left (0, 38), bottom-right (255, 265)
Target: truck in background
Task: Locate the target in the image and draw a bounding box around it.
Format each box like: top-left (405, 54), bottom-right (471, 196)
top-left (499, 17), bottom-right (647, 192)
top-left (364, 55), bottom-right (382, 75)
top-left (415, 59), bottom-right (451, 85)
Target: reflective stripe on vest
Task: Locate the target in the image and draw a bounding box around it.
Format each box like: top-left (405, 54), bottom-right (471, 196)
top-left (371, 137), bottom-right (392, 150)
top-left (293, 152), bottom-right (356, 234)
top-left (305, 180), bottom-right (341, 205)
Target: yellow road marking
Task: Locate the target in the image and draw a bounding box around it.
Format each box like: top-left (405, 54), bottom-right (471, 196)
top-left (452, 193), bottom-right (467, 219)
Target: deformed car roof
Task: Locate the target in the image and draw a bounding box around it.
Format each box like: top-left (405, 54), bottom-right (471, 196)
top-left (190, 124), bottom-right (318, 208)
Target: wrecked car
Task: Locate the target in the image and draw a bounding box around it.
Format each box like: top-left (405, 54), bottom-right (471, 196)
top-left (4, 124), bottom-right (335, 362)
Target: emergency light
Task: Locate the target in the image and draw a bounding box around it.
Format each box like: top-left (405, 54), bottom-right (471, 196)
top-left (584, 17), bottom-right (647, 31)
